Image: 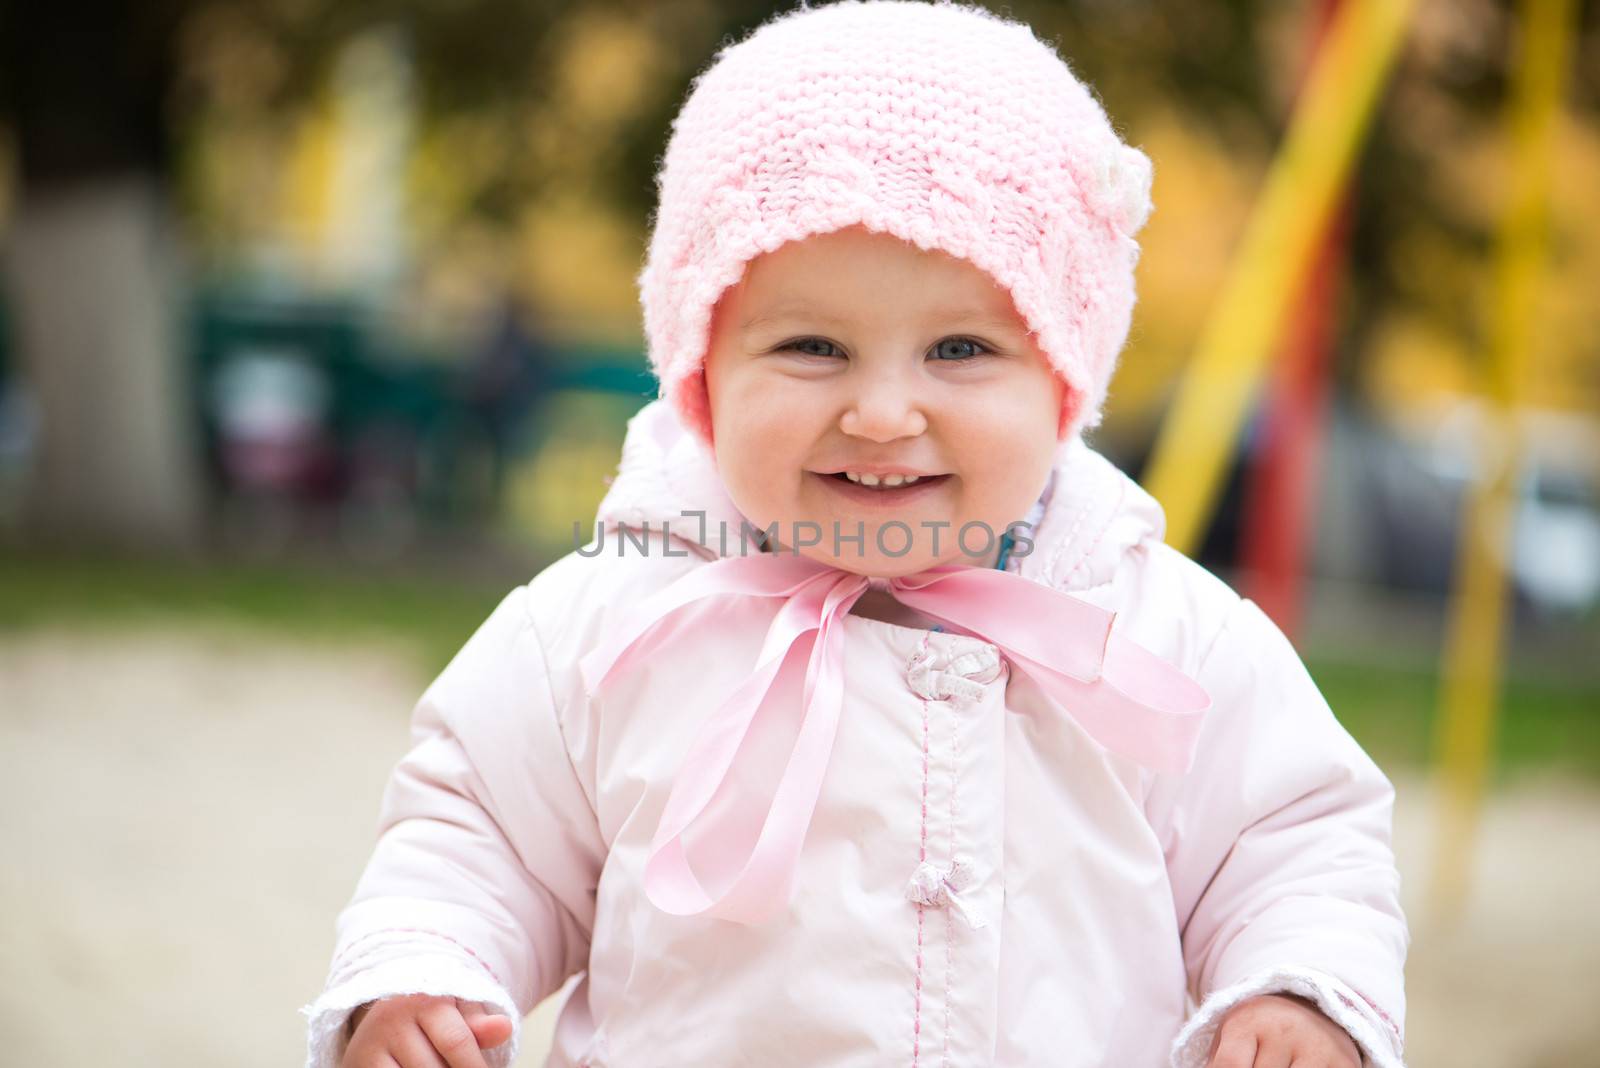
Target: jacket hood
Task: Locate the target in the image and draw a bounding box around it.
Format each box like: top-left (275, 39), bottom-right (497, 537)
top-left (593, 399), bottom-right (1166, 593)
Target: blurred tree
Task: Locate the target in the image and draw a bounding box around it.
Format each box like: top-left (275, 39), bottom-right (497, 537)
top-left (0, 0), bottom-right (591, 548)
top-left (0, 0), bottom-right (202, 548)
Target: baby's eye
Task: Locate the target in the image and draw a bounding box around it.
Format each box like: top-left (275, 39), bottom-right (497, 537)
top-left (930, 337), bottom-right (991, 361)
top-left (775, 336), bottom-right (991, 361)
top-left (780, 337), bottom-right (844, 359)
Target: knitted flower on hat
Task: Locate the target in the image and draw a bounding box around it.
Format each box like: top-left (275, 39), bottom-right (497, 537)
top-left (639, 0), bottom-right (1154, 449)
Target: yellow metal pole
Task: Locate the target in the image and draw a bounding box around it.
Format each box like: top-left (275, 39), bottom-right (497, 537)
top-left (1428, 0), bottom-right (1575, 925)
top-left (1142, 0), bottom-right (1416, 555)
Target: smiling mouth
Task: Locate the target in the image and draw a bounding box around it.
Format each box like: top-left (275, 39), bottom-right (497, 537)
top-left (815, 471), bottom-right (953, 496)
top-left (826, 471), bottom-right (947, 488)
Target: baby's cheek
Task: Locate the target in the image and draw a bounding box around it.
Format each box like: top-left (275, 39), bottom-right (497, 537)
top-left (967, 449), bottom-right (1052, 530)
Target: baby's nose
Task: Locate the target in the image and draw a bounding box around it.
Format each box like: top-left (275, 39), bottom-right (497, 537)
top-left (839, 382), bottom-right (928, 441)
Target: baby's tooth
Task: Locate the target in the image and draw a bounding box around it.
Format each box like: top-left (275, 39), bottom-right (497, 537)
top-left (839, 471), bottom-right (931, 488)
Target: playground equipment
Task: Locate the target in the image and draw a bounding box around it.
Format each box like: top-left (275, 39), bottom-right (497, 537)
top-left (1430, 0), bottom-right (1578, 923)
top-left (1139, 0), bottom-right (1579, 925)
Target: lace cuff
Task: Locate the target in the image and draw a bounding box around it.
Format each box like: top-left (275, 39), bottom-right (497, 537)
top-left (1169, 965), bottom-right (1404, 1068)
top-left (300, 930), bottom-right (521, 1068)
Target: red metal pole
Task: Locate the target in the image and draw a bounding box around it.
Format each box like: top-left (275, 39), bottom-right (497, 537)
top-left (1238, 0), bottom-right (1351, 641)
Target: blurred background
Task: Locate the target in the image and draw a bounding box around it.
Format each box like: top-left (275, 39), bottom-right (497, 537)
top-left (0, 0), bottom-right (1596, 1065)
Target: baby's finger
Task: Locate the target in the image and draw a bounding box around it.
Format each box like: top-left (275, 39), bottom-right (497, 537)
top-left (416, 1004), bottom-right (490, 1068)
top-left (457, 1002), bottom-right (513, 1050)
top-left (347, 1051), bottom-right (403, 1068)
top-left (391, 1021), bottom-right (450, 1068)
top-left (1251, 1041), bottom-right (1291, 1068)
top-left (1205, 1027), bottom-right (1256, 1068)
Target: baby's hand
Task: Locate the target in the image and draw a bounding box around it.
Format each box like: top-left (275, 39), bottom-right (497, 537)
top-left (342, 993), bottom-right (513, 1068)
top-left (1204, 993), bottom-right (1361, 1068)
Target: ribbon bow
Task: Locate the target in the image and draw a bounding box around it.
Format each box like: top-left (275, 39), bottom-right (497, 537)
top-left (578, 552), bottom-right (1210, 925)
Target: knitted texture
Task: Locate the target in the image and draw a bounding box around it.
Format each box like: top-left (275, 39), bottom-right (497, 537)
top-left (638, 0), bottom-right (1154, 450)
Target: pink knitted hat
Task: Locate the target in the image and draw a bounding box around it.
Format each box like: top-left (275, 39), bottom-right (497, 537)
top-left (639, 0), bottom-right (1153, 450)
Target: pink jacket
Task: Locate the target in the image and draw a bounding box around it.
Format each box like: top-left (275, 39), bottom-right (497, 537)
top-left (303, 400), bottom-right (1409, 1068)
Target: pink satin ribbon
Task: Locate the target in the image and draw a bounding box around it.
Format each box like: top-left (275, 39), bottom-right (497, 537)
top-left (578, 552), bottom-right (1211, 925)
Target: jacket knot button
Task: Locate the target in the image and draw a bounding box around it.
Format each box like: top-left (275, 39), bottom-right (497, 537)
top-left (905, 641), bottom-right (1004, 704)
top-left (905, 857), bottom-right (988, 929)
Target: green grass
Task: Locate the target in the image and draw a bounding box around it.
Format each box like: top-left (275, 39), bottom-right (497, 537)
top-left (1310, 656), bottom-right (1600, 783)
top-left (0, 550), bottom-right (520, 678)
top-left (4, 550), bottom-right (1595, 781)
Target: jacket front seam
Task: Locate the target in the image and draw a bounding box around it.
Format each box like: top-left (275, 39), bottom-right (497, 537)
top-left (912, 629), bottom-right (933, 1067)
top-left (942, 670), bottom-right (961, 1068)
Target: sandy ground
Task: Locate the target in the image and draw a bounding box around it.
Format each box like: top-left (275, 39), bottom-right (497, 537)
top-left (1, 623), bottom-right (1596, 1067)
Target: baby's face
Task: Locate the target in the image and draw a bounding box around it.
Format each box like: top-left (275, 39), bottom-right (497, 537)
top-left (704, 225), bottom-right (1065, 577)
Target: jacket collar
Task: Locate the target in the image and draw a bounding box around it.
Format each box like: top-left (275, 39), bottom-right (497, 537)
top-left (593, 399), bottom-right (1166, 593)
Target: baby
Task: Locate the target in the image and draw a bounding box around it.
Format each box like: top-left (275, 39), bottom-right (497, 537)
top-left (303, 3), bottom-right (1409, 1067)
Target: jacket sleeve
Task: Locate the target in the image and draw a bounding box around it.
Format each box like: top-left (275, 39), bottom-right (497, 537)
top-left (300, 585), bottom-right (607, 1068)
top-left (1144, 596), bottom-right (1410, 1068)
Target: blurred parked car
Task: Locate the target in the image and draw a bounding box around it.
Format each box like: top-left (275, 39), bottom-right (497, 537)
top-left (194, 290), bottom-right (461, 559)
top-left (1365, 401), bottom-right (1600, 617)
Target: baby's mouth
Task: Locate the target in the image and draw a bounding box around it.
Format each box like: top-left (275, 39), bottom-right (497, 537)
top-left (812, 470), bottom-right (953, 498)
top-left (826, 471), bottom-right (947, 489)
